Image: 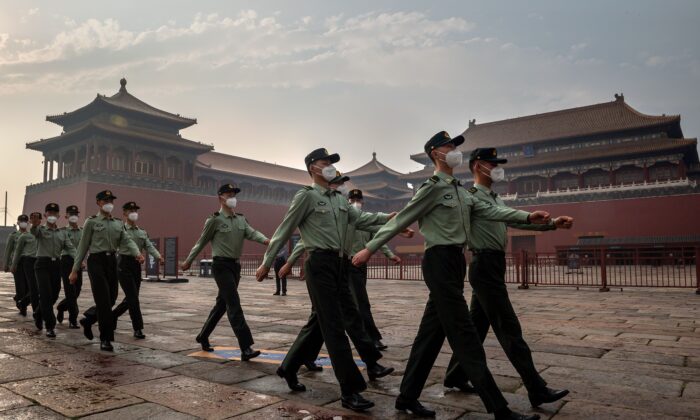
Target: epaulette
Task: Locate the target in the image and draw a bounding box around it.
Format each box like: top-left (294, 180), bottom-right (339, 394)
top-left (468, 187), bottom-right (478, 194)
top-left (429, 175), bottom-right (440, 183)
top-left (303, 186), bottom-right (314, 191)
top-left (113, 217), bottom-right (122, 221)
top-left (88, 215), bottom-right (97, 219)
top-left (213, 212), bottom-right (220, 216)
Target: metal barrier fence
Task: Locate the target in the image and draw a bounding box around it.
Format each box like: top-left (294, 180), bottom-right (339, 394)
top-left (183, 247), bottom-right (700, 293)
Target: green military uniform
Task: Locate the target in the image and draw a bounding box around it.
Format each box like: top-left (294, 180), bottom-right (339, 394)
top-left (111, 204), bottom-right (162, 335)
top-left (73, 203), bottom-right (141, 343)
top-left (263, 181), bottom-right (390, 396)
top-left (185, 206), bottom-right (268, 349)
top-left (12, 231), bottom-right (40, 325)
top-left (30, 222), bottom-right (76, 332)
top-left (443, 183), bottom-right (556, 393)
top-left (366, 168), bottom-right (532, 414)
top-left (4, 229), bottom-right (28, 309)
top-left (57, 223), bottom-right (83, 326)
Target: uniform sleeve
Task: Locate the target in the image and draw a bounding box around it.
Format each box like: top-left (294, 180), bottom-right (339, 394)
top-left (379, 244), bottom-right (396, 259)
top-left (142, 231), bottom-right (162, 259)
top-left (507, 220), bottom-right (556, 231)
top-left (243, 219), bottom-right (269, 244)
top-left (470, 197), bottom-right (530, 224)
top-left (29, 225), bottom-right (44, 238)
top-left (348, 207), bottom-right (391, 230)
top-left (184, 217), bottom-right (217, 265)
top-left (3, 233), bottom-right (16, 268)
top-left (63, 231), bottom-right (76, 256)
top-left (11, 235), bottom-right (25, 271)
top-left (119, 226), bottom-right (141, 257)
top-left (263, 190), bottom-right (312, 268)
top-left (72, 220), bottom-right (93, 272)
top-left (366, 184), bottom-right (437, 253)
top-left (286, 240), bottom-right (306, 266)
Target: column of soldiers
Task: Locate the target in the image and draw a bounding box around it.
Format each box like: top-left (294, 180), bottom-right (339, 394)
top-left (3, 133), bottom-right (575, 418)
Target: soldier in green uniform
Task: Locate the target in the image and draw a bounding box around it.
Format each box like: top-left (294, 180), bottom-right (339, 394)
top-left (442, 148), bottom-right (571, 408)
top-left (69, 190), bottom-right (143, 351)
top-left (353, 132), bottom-right (548, 420)
top-left (29, 203), bottom-right (76, 338)
top-left (273, 173), bottom-right (396, 390)
top-left (4, 215), bottom-right (30, 315)
top-left (12, 214), bottom-right (40, 329)
top-left (56, 205), bottom-right (84, 329)
top-left (255, 149), bottom-right (395, 412)
top-left (181, 184), bottom-right (269, 360)
top-left (112, 201), bottom-right (161, 339)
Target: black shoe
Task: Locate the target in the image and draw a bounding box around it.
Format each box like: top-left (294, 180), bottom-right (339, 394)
top-left (341, 393), bottom-right (374, 412)
top-left (281, 292), bottom-right (287, 296)
top-left (443, 378), bottom-right (477, 393)
top-left (241, 347), bottom-right (261, 361)
top-left (395, 397), bottom-right (436, 417)
top-left (56, 309), bottom-right (64, 324)
top-left (374, 340), bottom-right (388, 350)
top-left (495, 409), bottom-right (540, 420)
top-left (276, 367), bottom-right (306, 391)
top-left (304, 361), bottom-right (323, 372)
top-left (34, 317), bottom-right (43, 331)
top-left (133, 329), bottom-right (146, 339)
top-left (367, 362), bottom-right (394, 381)
top-left (19, 306), bottom-right (27, 317)
top-left (45, 329), bottom-right (56, 338)
top-left (273, 291), bottom-right (280, 295)
top-left (196, 336), bottom-right (214, 352)
top-left (529, 387), bottom-right (569, 407)
top-left (68, 322), bottom-right (79, 329)
top-left (79, 318), bottom-right (93, 340)
top-left (100, 340), bottom-right (114, 352)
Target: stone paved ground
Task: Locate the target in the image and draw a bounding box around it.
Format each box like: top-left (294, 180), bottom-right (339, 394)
top-left (0, 272), bottom-right (699, 419)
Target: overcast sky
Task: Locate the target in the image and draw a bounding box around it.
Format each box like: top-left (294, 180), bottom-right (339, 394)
top-left (1, 0), bottom-right (699, 220)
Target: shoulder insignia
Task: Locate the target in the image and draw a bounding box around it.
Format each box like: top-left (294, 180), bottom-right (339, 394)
top-left (303, 186), bottom-right (313, 191)
top-left (213, 212), bottom-right (220, 216)
top-left (468, 187), bottom-right (478, 194)
top-left (89, 215), bottom-right (97, 219)
top-left (113, 217), bottom-right (121, 221)
top-left (429, 175), bottom-right (440, 183)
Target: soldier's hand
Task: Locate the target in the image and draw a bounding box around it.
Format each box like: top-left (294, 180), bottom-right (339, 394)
top-left (528, 211), bottom-right (551, 224)
top-left (136, 254), bottom-right (145, 264)
top-left (399, 228), bottom-right (415, 238)
top-left (69, 271), bottom-right (78, 285)
top-left (352, 248), bottom-right (373, 267)
top-left (80, 262), bottom-right (86, 270)
top-left (387, 212), bottom-right (398, 220)
top-left (263, 239), bottom-right (271, 245)
top-left (278, 263), bottom-right (292, 279)
top-left (554, 216), bottom-right (574, 229)
top-left (256, 265), bottom-right (270, 282)
top-left (180, 261), bottom-right (191, 271)
top-left (3, 266), bottom-right (8, 273)
top-left (389, 255), bottom-right (402, 265)
top-left (159, 258), bottom-right (164, 266)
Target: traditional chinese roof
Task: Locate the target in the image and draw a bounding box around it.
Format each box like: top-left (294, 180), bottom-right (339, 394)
top-left (46, 78), bottom-right (197, 130)
top-left (196, 152), bottom-right (311, 185)
top-left (410, 94), bottom-right (682, 164)
top-left (346, 152), bottom-right (404, 177)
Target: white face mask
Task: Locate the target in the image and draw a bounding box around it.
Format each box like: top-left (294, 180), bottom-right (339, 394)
top-left (480, 163), bottom-right (505, 183)
top-left (336, 184), bottom-right (350, 196)
top-left (351, 202), bottom-right (362, 210)
top-left (437, 150), bottom-right (463, 168)
top-left (102, 203), bottom-right (114, 213)
top-left (18, 222), bottom-right (28, 229)
top-left (314, 164), bottom-right (337, 181)
top-left (225, 197), bottom-right (237, 209)
top-left (68, 215), bottom-right (79, 224)
top-left (47, 215), bottom-right (58, 224)
top-left (128, 212), bottom-right (139, 222)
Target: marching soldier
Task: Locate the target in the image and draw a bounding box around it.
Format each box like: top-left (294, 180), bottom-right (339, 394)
top-left (353, 131), bottom-right (548, 419)
top-left (12, 213), bottom-right (40, 329)
top-left (442, 148), bottom-right (571, 407)
top-left (5, 215), bottom-right (30, 316)
top-left (29, 203), bottom-right (76, 338)
top-left (180, 184), bottom-right (268, 360)
top-left (255, 149), bottom-right (394, 412)
top-left (69, 190), bottom-right (143, 351)
top-left (57, 205), bottom-right (84, 329)
top-left (112, 201), bottom-right (161, 339)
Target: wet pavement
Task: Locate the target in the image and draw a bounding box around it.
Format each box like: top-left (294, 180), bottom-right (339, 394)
top-left (0, 272), bottom-right (699, 419)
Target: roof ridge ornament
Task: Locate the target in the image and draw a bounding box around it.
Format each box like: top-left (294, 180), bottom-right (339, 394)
top-left (614, 92), bottom-right (624, 102)
top-left (119, 77), bottom-right (127, 92)
top-left (469, 119), bottom-right (476, 127)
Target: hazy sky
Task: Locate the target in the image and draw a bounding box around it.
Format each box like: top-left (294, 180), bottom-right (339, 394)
top-left (1, 0), bottom-right (699, 220)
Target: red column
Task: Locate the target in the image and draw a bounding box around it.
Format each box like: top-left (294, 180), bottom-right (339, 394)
top-left (609, 168), bottom-right (616, 185)
top-left (547, 176), bottom-right (553, 191)
top-left (578, 172), bottom-right (584, 188)
top-left (678, 161), bottom-right (687, 179)
top-left (643, 163), bottom-right (650, 182)
top-left (508, 180), bottom-right (516, 194)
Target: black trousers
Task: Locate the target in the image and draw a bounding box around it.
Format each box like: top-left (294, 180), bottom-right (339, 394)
top-left (113, 256), bottom-right (144, 330)
top-left (197, 258), bottom-right (254, 349)
top-left (282, 252), bottom-right (378, 395)
top-left (57, 256), bottom-right (82, 324)
top-left (84, 253), bottom-right (119, 341)
top-left (273, 258), bottom-right (287, 293)
top-left (444, 252), bottom-right (547, 393)
top-left (21, 257), bottom-right (38, 319)
top-left (399, 246), bottom-right (508, 413)
top-left (348, 263), bottom-right (382, 341)
top-left (33, 257), bottom-right (59, 330)
top-left (11, 266), bottom-right (30, 310)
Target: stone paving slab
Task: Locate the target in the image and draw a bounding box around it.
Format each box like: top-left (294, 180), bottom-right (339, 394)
top-left (0, 388), bottom-right (32, 413)
top-left (81, 402), bottom-right (197, 420)
top-left (0, 354), bottom-right (60, 384)
top-left (0, 405), bottom-right (66, 419)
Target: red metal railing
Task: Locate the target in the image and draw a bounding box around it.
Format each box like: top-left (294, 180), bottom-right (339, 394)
top-left (182, 247), bottom-right (700, 293)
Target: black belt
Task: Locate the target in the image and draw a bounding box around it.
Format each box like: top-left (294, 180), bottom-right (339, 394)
top-left (36, 256), bottom-right (61, 262)
top-left (471, 249), bottom-right (505, 256)
top-left (213, 256), bottom-right (240, 263)
top-left (90, 251), bottom-right (117, 256)
top-left (310, 249), bottom-right (342, 256)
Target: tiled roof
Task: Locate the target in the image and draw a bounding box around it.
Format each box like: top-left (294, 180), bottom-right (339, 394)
top-left (346, 152), bottom-right (404, 177)
top-left (196, 152), bottom-right (311, 185)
